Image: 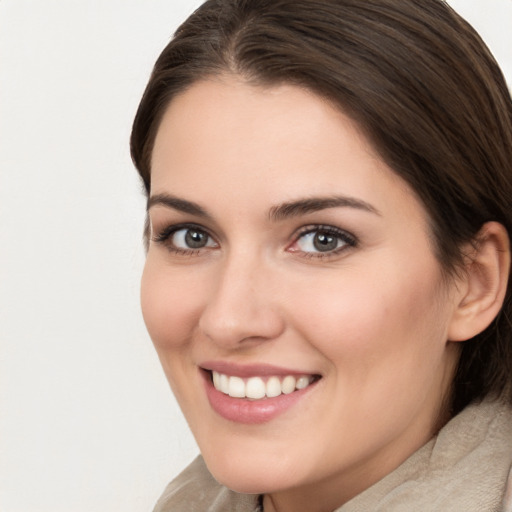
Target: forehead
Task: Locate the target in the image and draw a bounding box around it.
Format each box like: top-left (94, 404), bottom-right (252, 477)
top-left (150, 77), bottom-right (424, 225)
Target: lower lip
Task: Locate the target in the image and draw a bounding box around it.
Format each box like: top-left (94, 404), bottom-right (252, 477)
top-left (202, 372), bottom-right (318, 424)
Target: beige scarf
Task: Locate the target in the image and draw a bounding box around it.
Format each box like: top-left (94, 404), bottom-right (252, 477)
top-left (154, 399), bottom-right (512, 512)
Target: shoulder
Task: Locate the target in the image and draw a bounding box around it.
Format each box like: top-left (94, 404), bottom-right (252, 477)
top-left (413, 399), bottom-right (512, 511)
top-left (153, 456), bottom-right (260, 512)
top-left (339, 399), bottom-right (512, 512)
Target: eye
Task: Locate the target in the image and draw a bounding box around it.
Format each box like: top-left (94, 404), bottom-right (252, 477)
top-left (290, 226), bottom-right (356, 256)
top-left (172, 227), bottom-right (216, 249)
top-left (152, 224), bottom-right (218, 253)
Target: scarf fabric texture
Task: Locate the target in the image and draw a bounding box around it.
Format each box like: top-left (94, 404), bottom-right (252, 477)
top-left (154, 399), bottom-right (512, 511)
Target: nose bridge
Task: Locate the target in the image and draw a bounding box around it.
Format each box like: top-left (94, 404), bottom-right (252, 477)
top-left (198, 247), bottom-right (284, 347)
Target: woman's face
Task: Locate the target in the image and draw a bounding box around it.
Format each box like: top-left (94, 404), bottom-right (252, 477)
top-left (143, 77), bottom-right (462, 503)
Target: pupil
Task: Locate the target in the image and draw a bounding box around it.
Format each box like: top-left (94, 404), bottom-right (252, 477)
top-left (313, 232), bottom-right (337, 252)
top-left (185, 229), bottom-right (207, 248)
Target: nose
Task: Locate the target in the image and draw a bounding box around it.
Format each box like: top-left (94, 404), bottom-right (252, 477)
top-left (198, 252), bottom-right (285, 349)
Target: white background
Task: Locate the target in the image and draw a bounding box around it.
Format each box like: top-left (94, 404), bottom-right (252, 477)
top-left (0, 1), bottom-right (510, 511)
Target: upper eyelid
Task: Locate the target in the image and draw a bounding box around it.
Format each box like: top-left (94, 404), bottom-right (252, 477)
top-left (293, 224), bottom-right (356, 240)
top-left (151, 222), bottom-right (216, 243)
top-left (148, 212), bottom-right (221, 237)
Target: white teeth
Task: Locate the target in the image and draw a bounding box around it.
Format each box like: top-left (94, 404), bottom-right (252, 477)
top-left (266, 376), bottom-right (282, 398)
top-left (281, 376), bottom-right (296, 394)
top-left (219, 373), bottom-right (230, 394)
top-left (211, 371), bottom-right (314, 399)
top-left (246, 377), bottom-right (266, 399)
top-left (228, 376), bottom-right (245, 398)
top-left (296, 376), bottom-right (309, 390)
top-left (213, 371), bottom-right (221, 390)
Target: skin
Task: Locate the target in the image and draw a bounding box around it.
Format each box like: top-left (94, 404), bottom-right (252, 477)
top-left (142, 76), bottom-right (464, 512)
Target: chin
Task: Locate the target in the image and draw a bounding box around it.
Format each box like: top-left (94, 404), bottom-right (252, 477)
top-left (209, 467), bottom-right (287, 495)
top-left (201, 446), bottom-right (299, 495)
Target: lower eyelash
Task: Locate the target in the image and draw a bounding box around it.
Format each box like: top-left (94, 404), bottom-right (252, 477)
top-left (165, 247), bottom-right (205, 257)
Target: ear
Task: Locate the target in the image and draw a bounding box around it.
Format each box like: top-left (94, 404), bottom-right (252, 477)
top-left (448, 221), bottom-right (510, 342)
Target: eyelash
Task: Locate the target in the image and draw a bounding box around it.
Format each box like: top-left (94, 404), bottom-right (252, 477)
top-left (290, 224), bottom-right (357, 259)
top-left (151, 223), bottom-right (357, 258)
top-left (151, 223), bottom-right (217, 256)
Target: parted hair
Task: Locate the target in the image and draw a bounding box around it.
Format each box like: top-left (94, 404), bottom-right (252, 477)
top-left (131, 0), bottom-right (512, 414)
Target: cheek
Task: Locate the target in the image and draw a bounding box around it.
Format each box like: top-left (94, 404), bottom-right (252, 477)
top-left (290, 264), bottom-right (453, 449)
top-left (140, 259), bottom-right (203, 351)
top-left (292, 260), bottom-right (448, 370)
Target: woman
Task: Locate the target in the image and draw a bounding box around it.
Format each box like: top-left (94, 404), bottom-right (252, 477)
top-left (131, 0), bottom-right (512, 510)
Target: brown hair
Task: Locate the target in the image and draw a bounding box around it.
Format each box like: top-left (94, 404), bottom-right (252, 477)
top-left (131, 0), bottom-right (512, 414)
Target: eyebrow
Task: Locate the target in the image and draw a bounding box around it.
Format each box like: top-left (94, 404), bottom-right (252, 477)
top-left (147, 193), bottom-right (211, 219)
top-left (269, 196), bottom-right (380, 221)
top-left (147, 192), bottom-right (380, 221)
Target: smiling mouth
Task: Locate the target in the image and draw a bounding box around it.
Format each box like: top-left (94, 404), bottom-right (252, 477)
top-left (209, 371), bottom-right (321, 400)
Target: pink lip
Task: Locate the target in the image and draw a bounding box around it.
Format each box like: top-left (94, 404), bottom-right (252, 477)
top-left (200, 364), bottom-right (320, 424)
top-left (200, 360), bottom-right (314, 378)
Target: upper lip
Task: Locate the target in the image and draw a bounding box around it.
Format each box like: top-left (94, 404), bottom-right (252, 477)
top-left (200, 360), bottom-right (319, 378)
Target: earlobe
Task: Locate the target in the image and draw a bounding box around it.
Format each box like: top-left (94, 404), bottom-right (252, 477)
top-left (448, 222), bottom-right (511, 342)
